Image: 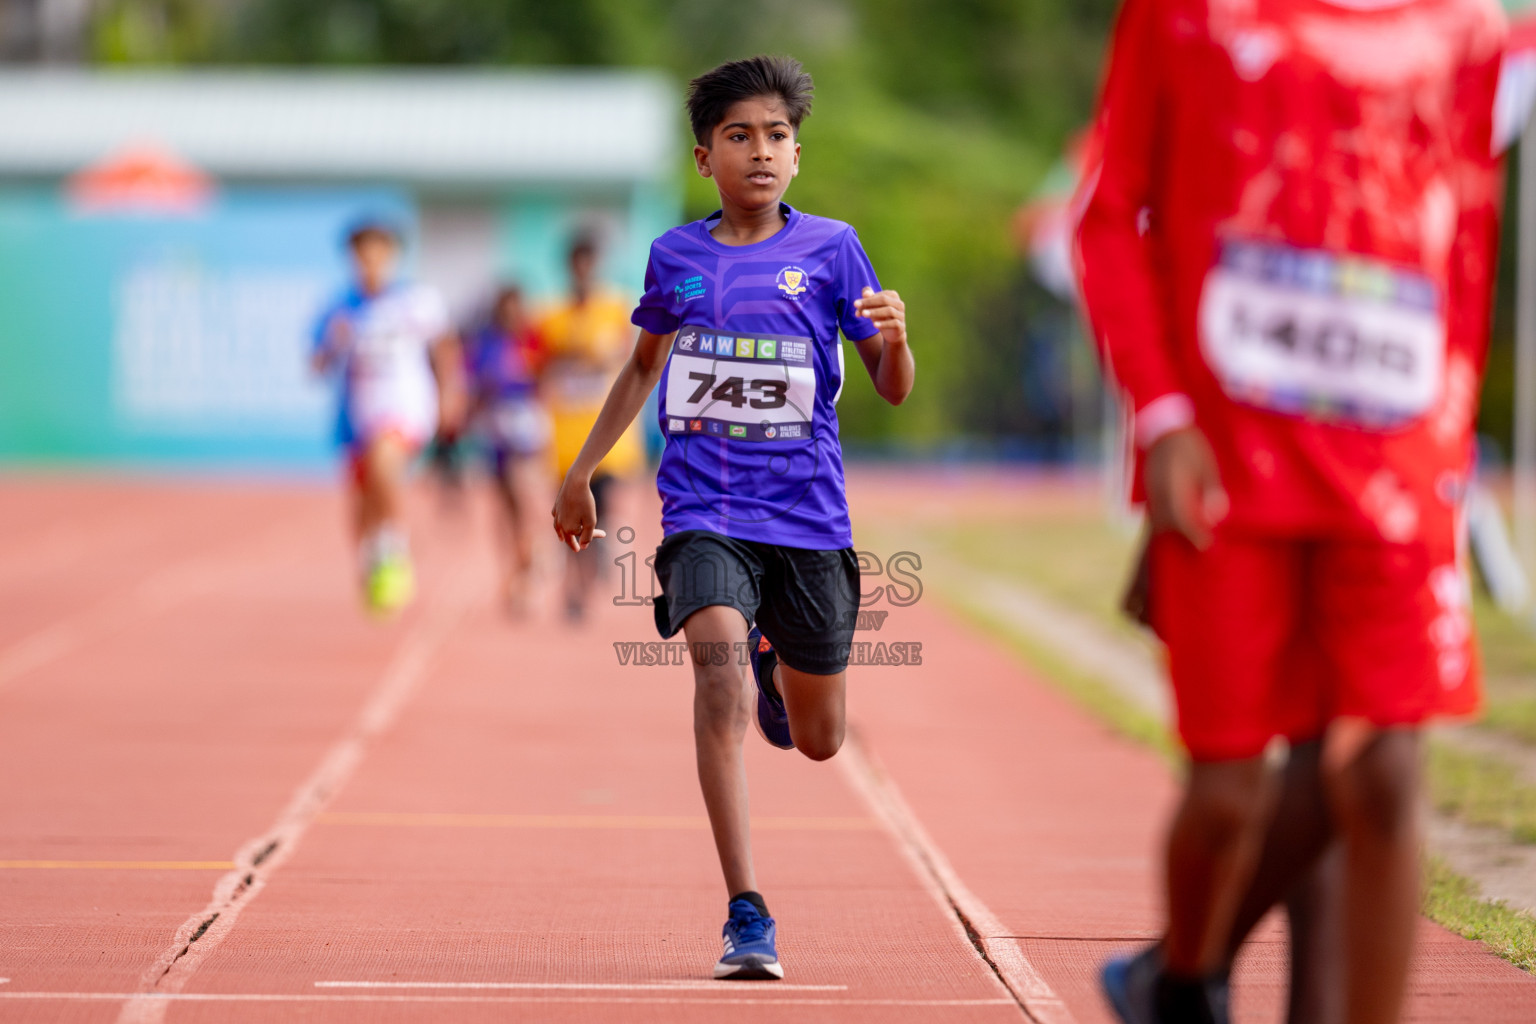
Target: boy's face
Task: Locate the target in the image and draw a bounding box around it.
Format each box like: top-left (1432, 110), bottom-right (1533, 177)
top-left (495, 293), bottom-right (524, 331)
top-left (350, 232), bottom-right (398, 291)
top-left (694, 95), bottom-right (800, 210)
top-left (569, 248), bottom-right (596, 290)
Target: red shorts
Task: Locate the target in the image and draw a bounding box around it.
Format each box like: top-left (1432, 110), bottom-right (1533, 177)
top-left (1149, 531), bottom-right (1478, 762)
top-left (346, 428), bottom-right (425, 489)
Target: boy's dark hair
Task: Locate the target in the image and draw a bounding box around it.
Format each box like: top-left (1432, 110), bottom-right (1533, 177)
top-left (568, 232), bottom-right (599, 263)
top-left (686, 55), bottom-right (814, 146)
top-left (345, 216), bottom-right (401, 249)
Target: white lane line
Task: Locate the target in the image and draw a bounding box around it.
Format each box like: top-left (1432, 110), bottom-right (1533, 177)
top-left (7, 992), bottom-right (1015, 1007)
top-left (840, 731), bottom-right (1077, 1024)
top-left (115, 557), bottom-right (475, 1024)
top-left (316, 811), bottom-right (879, 831)
top-left (315, 980), bottom-right (847, 991)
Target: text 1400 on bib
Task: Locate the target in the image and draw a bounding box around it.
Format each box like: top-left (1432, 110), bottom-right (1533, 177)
top-left (1199, 238), bottom-right (1445, 429)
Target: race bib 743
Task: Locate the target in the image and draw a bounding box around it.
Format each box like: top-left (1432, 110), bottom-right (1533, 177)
top-left (1198, 238), bottom-right (1445, 429)
top-left (664, 325), bottom-right (815, 442)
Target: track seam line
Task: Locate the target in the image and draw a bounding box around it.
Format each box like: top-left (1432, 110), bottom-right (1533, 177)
top-left (113, 554), bottom-right (476, 1024)
top-left (839, 728), bottom-right (1077, 1024)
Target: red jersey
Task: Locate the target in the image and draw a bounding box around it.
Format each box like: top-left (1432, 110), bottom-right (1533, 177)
top-left (1076, 0), bottom-right (1506, 543)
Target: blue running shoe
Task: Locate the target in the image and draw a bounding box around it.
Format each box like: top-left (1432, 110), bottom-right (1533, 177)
top-left (714, 898), bottom-right (783, 980)
top-left (1102, 949), bottom-right (1229, 1024)
top-left (747, 627), bottom-right (793, 750)
top-left (1101, 947), bottom-right (1160, 1024)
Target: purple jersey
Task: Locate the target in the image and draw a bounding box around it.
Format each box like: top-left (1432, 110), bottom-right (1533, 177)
top-left (632, 205), bottom-right (881, 549)
top-left (470, 327), bottom-right (539, 403)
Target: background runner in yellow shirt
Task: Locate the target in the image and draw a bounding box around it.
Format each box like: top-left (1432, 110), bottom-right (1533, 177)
top-left (538, 234), bottom-right (644, 622)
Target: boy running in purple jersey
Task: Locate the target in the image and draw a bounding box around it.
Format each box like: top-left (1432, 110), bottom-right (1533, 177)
top-left (552, 56), bottom-right (914, 980)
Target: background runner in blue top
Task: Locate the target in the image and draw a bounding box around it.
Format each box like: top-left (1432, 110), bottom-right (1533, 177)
top-left (632, 202), bottom-right (881, 549)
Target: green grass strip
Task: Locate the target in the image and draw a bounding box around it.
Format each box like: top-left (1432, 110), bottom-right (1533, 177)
top-left (1427, 742), bottom-right (1536, 845)
top-left (1482, 698), bottom-right (1536, 747)
top-left (1422, 856), bottom-right (1536, 972)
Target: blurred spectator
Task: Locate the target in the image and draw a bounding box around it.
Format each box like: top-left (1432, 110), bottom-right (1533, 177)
top-left (310, 217), bottom-right (466, 614)
top-left (538, 233), bottom-right (643, 622)
top-left (469, 284), bottom-right (552, 615)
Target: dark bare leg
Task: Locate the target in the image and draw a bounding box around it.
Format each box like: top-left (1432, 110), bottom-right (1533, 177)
top-left (1163, 757), bottom-right (1277, 977)
top-left (1225, 739), bottom-right (1343, 1024)
top-left (358, 434), bottom-right (409, 540)
top-left (493, 457), bottom-right (540, 609)
top-left (1325, 727), bottom-right (1421, 1024)
top-left (683, 605), bottom-right (757, 896)
top-left (776, 663), bottom-right (846, 762)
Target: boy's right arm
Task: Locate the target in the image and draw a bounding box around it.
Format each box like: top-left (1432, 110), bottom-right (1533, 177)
top-left (1075, 0), bottom-right (1182, 435)
top-left (1075, 0), bottom-right (1224, 548)
top-left (310, 310), bottom-right (349, 373)
top-left (551, 328), bottom-right (675, 550)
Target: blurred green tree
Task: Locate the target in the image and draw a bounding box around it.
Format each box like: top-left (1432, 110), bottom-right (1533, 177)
top-left (88, 0), bottom-right (1121, 448)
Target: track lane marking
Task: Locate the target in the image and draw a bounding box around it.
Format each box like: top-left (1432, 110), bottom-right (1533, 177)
top-left (314, 980), bottom-right (848, 991)
top-left (317, 811), bottom-right (878, 831)
top-left (114, 552), bottom-right (477, 1024)
top-left (0, 861), bottom-right (234, 871)
top-left (14, 992), bottom-right (1016, 1007)
top-left (839, 730), bottom-right (1076, 1024)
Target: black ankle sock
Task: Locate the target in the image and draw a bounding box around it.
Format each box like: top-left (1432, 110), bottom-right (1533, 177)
top-left (730, 890), bottom-right (770, 918)
top-left (1154, 971), bottom-right (1220, 1024)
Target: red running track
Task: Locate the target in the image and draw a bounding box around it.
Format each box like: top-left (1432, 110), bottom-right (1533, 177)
top-left (0, 471), bottom-right (1531, 1023)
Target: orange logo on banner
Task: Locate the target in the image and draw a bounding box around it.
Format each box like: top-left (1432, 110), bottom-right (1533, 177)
top-left (66, 144), bottom-right (214, 215)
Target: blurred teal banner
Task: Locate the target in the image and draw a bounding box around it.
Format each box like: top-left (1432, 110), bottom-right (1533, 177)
top-left (0, 187), bottom-right (410, 471)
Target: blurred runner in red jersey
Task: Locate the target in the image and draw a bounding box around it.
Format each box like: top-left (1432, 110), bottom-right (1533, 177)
top-left (1075, 2), bottom-right (1506, 1022)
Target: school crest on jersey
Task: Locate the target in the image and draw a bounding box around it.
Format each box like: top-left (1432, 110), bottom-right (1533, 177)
top-left (777, 266), bottom-right (808, 298)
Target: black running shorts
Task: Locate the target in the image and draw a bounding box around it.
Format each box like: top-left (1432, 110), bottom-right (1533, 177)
top-left (652, 529), bottom-right (861, 675)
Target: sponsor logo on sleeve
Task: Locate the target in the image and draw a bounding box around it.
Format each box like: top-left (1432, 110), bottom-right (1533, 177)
top-left (777, 266), bottom-right (808, 298)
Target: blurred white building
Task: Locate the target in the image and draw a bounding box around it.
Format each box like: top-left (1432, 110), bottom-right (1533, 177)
top-left (0, 70), bottom-right (679, 466)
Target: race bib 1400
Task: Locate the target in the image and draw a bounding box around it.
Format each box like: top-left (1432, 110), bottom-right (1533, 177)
top-left (1199, 238), bottom-right (1445, 429)
top-left (664, 325), bottom-right (816, 442)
